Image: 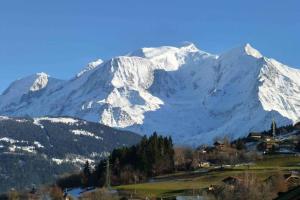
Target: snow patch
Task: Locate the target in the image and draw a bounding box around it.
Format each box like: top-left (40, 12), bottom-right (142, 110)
top-left (0, 137), bottom-right (27, 144)
top-left (52, 158), bottom-right (64, 165)
top-left (34, 117), bottom-right (80, 125)
top-left (0, 116), bottom-right (10, 121)
top-left (52, 155), bottom-right (96, 165)
top-left (76, 59), bottom-right (103, 78)
top-left (30, 72), bottom-right (49, 92)
top-left (244, 43), bottom-right (263, 58)
top-left (34, 141), bottom-right (44, 148)
top-left (8, 145), bottom-right (36, 154)
top-left (33, 118), bottom-right (44, 128)
top-left (71, 130), bottom-right (103, 140)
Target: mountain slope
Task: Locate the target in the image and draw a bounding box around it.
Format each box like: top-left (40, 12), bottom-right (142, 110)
top-left (0, 43), bottom-right (299, 145)
top-left (0, 73), bottom-right (63, 110)
top-left (0, 116), bottom-right (141, 192)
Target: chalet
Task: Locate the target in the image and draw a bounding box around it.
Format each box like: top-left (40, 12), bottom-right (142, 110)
top-left (197, 145), bottom-right (209, 154)
top-left (198, 161), bottom-right (210, 168)
top-left (261, 142), bottom-right (279, 153)
top-left (200, 149), bottom-right (207, 154)
top-left (259, 135), bottom-right (279, 152)
top-left (206, 184), bottom-right (224, 195)
top-left (264, 136), bottom-right (273, 142)
top-left (248, 132), bottom-right (263, 140)
top-left (208, 185), bottom-right (215, 191)
top-left (214, 141), bottom-right (225, 150)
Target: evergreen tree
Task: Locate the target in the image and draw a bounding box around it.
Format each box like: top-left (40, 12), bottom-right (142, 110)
top-left (271, 120), bottom-right (277, 137)
top-left (92, 132), bottom-right (175, 186)
top-left (82, 161), bottom-right (91, 187)
top-left (83, 161), bottom-right (91, 177)
top-left (235, 139), bottom-right (246, 150)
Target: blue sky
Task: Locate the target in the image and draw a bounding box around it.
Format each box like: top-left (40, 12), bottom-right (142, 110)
top-left (0, 0), bottom-right (299, 92)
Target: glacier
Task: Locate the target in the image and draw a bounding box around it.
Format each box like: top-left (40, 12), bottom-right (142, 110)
top-left (0, 43), bottom-right (300, 145)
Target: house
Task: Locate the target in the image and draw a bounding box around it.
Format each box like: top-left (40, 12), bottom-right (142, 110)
top-left (198, 161), bottom-right (210, 168)
top-left (200, 149), bottom-right (207, 154)
top-left (262, 142), bottom-right (279, 153)
top-left (248, 132), bottom-right (263, 140)
top-left (258, 136), bottom-right (279, 153)
top-left (264, 136), bottom-right (273, 142)
top-left (208, 185), bottom-right (215, 191)
top-left (197, 145), bottom-right (209, 154)
top-left (206, 184), bottom-right (224, 194)
top-left (214, 141), bottom-right (225, 150)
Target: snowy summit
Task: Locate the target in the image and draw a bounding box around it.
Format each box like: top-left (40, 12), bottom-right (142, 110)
top-left (0, 43), bottom-right (300, 145)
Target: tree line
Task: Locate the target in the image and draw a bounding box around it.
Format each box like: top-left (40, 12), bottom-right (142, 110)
top-left (58, 132), bottom-right (175, 189)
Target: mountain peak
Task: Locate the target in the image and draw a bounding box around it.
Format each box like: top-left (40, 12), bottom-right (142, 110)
top-left (179, 42), bottom-right (199, 52)
top-left (30, 72), bottom-right (50, 92)
top-left (76, 59), bottom-right (103, 78)
top-left (1, 42), bottom-right (300, 145)
top-left (35, 72), bottom-right (49, 77)
top-left (220, 43), bottom-right (263, 59)
top-left (0, 72), bottom-right (51, 108)
top-left (243, 43), bottom-right (263, 58)
top-left (129, 43), bottom-right (202, 59)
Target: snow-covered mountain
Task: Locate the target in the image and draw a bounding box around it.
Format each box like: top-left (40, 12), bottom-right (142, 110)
top-left (1, 43), bottom-right (300, 145)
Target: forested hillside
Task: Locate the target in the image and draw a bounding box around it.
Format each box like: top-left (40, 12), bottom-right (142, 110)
top-left (0, 116), bottom-right (141, 193)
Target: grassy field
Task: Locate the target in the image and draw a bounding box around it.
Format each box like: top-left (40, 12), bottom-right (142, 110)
top-left (114, 155), bottom-right (300, 198)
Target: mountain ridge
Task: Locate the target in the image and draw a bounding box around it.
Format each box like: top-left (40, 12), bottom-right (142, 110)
top-left (1, 43), bottom-right (299, 145)
top-left (0, 115), bottom-right (141, 192)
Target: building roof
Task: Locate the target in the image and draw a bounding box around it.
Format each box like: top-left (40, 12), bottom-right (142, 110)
top-left (249, 132), bottom-right (262, 136)
top-left (222, 176), bottom-right (241, 185)
top-left (214, 141), bottom-right (224, 145)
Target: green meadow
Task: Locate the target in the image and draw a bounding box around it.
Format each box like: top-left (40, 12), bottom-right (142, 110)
top-left (115, 155), bottom-right (300, 198)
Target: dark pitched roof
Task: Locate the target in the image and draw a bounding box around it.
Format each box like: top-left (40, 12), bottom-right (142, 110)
top-left (222, 176), bottom-right (240, 185)
top-left (214, 141), bottom-right (224, 145)
top-left (248, 132), bottom-right (262, 136)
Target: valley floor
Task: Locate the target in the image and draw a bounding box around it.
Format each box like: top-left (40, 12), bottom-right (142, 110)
top-left (115, 155), bottom-right (300, 199)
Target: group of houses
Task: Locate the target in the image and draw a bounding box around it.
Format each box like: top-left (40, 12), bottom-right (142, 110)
top-left (247, 120), bottom-right (300, 154)
top-left (194, 121), bottom-right (300, 169)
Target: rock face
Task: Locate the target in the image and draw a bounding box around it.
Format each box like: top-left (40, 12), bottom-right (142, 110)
top-left (0, 116), bottom-right (141, 192)
top-left (1, 43), bottom-right (300, 145)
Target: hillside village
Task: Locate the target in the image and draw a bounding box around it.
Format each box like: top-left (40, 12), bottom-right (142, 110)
top-left (1, 0), bottom-right (299, 199)
top-left (2, 121), bottom-right (300, 199)
top-left (245, 120), bottom-right (300, 155)
top-left (173, 120), bottom-right (300, 172)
